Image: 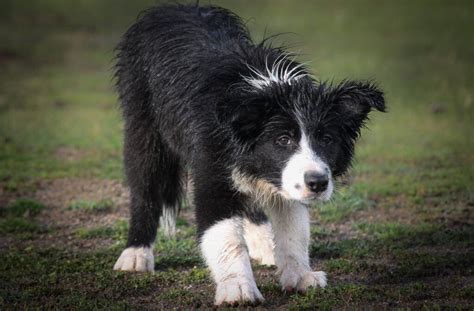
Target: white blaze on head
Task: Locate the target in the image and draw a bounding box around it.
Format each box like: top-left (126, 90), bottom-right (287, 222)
top-left (281, 133), bottom-right (333, 202)
top-left (242, 54), bottom-right (308, 90)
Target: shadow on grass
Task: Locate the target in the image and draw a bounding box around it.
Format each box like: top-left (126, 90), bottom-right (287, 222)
top-left (312, 222), bottom-right (473, 283)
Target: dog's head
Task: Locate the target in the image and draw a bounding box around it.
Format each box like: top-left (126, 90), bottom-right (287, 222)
top-left (218, 58), bottom-right (385, 204)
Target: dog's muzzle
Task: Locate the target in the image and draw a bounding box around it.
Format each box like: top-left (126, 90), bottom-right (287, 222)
top-left (304, 171), bottom-right (329, 194)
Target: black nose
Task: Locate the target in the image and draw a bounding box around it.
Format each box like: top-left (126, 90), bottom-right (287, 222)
top-left (304, 171), bottom-right (329, 193)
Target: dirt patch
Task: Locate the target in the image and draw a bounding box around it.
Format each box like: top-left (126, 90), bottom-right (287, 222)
top-left (1, 178), bottom-right (131, 250)
top-left (53, 146), bottom-right (90, 161)
top-left (35, 178), bottom-right (129, 231)
top-left (0, 177), bottom-right (201, 251)
top-left (34, 178), bottom-right (128, 211)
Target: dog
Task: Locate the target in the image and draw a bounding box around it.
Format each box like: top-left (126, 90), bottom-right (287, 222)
top-left (112, 4), bottom-right (385, 305)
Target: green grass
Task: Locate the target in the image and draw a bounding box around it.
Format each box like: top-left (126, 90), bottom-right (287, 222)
top-left (0, 199), bottom-right (46, 238)
top-left (69, 199), bottom-right (115, 213)
top-left (0, 0), bottom-right (473, 309)
top-left (317, 187), bottom-right (372, 223)
top-left (2, 198), bottom-right (44, 217)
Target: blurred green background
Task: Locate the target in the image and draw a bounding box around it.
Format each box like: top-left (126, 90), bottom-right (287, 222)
top-left (0, 0), bottom-right (473, 309)
top-left (0, 0), bottom-right (472, 185)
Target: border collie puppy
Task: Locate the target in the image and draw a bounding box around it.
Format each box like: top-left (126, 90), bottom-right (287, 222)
top-left (113, 4), bottom-right (385, 305)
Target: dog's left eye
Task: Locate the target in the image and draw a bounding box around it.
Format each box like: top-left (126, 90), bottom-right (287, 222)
top-left (320, 134), bottom-right (333, 146)
top-left (276, 135), bottom-right (292, 146)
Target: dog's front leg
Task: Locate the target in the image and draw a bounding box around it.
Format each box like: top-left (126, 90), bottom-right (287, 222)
top-left (193, 166), bottom-right (263, 306)
top-left (200, 217), bottom-right (263, 305)
top-left (267, 202), bottom-right (327, 292)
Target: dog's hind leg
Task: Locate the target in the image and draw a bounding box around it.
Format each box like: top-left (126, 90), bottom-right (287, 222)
top-left (114, 121), bottom-right (183, 272)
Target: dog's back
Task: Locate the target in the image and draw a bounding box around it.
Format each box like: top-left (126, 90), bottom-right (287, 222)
top-left (115, 4), bottom-right (251, 94)
top-left (115, 5), bottom-right (253, 154)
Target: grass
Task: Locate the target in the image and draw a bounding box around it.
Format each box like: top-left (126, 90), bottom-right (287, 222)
top-left (0, 0), bottom-right (473, 309)
top-left (2, 198), bottom-right (44, 217)
top-left (0, 199), bottom-right (46, 238)
top-left (69, 199), bottom-right (115, 213)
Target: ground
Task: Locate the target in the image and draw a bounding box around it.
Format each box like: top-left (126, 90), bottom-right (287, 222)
top-left (0, 0), bottom-right (473, 309)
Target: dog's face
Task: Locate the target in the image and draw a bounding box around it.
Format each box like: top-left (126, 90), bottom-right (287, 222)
top-left (221, 73), bottom-right (385, 204)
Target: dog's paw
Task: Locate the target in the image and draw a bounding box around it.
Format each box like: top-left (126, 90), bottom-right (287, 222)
top-left (113, 247), bottom-right (154, 272)
top-left (296, 271), bottom-right (327, 292)
top-left (215, 277), bottom-right (264, 306)
top-left (280, 269), bottom-right (327, 293)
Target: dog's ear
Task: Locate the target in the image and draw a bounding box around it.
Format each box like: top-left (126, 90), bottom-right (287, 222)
top-left (330, 80), bottom-right (386, 135)
top-left (217, 98), bottom-right (270, 144)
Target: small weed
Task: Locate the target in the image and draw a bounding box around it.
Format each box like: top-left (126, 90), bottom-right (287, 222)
top-left (74, 219), bottom-right (127, 241)
top-left (311, 238), bottom-right (372, 259)
top-left (0, 217), bottom-right (41, 234)
top-left (290, 284), bottom-right (376, 310)
top-left (187, 267), bottom-right (209, 282)
top-left (3, 198), bottom-right (44, 218)
top-left (157, 288), bottom-right (206, 307)
top-left (69, 199), bottom-right (115, 213)
top-left (0, 199), bottom-right (46, 238)
top-left (324, 259), bottom-right (355, 274)
top-left (456, 285), bottom-right (474, 300)
top-left (158, 288), bottom-right (188, 300)
top-left (259, 282), bottom-right (281, 295)
top-left (75, 226), bottom-right (116, 239)
top-left (315, 188), bottom-right (372, 223)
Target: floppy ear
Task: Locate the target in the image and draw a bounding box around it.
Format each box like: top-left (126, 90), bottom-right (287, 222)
top-left (217, 98), bottom-right (270, 144)
top-left (331, 80), bottom-right (386, 135)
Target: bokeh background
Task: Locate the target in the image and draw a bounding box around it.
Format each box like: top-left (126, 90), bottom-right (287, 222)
top-left (0, 0), bottom-right (472, 308)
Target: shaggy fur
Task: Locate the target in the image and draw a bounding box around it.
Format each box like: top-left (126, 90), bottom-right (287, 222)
top-left (113, 3), bottom-right (385, 305)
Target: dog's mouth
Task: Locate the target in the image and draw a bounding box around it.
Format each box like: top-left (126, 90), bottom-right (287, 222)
top-left (299, 192), bottom-right (331, 204)
top-left (279, 177), bottom-right (334, 204)
top-left (279, 188), bottom-right (332, 204)
top-left (300, 194), bottom-right (319, 202)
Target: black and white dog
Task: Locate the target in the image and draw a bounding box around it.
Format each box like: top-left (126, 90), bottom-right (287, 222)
top-left (113, 4), bottom-right (385, 305)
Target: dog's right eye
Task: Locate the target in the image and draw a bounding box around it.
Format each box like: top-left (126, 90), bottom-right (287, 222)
top-left (276, 135), bottom-right (292, 146)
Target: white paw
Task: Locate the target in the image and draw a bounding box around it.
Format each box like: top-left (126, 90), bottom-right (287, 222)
top-left (113, 246), bottom-right (154, 272)
top-left (215, 276), bottom-right (264, 306)
top-left (280, 269), bottom-right (327, 292)
top-left (296, 271), bottom-right (327, 292)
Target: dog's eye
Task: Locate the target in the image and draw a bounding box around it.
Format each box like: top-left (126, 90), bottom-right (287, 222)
top-left (276, 135), bottom-right (292, 146)
top-left (320, 134), bottom-right (333, 146)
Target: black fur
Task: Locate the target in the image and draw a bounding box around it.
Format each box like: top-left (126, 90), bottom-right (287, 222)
top-left (114, 4), bottom-right (385, 246)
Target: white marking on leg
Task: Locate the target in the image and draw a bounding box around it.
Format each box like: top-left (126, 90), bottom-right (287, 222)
top-left (267, 201), bottom-right (327, 292)
top-left (160, 205), bottom-right (178, 237)
top-left (243, 218), bottom-right (275, 266)
top-left (113, 246), bottom-right (154, 272)
top-left (200, 217), bottom-right (264, 305)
